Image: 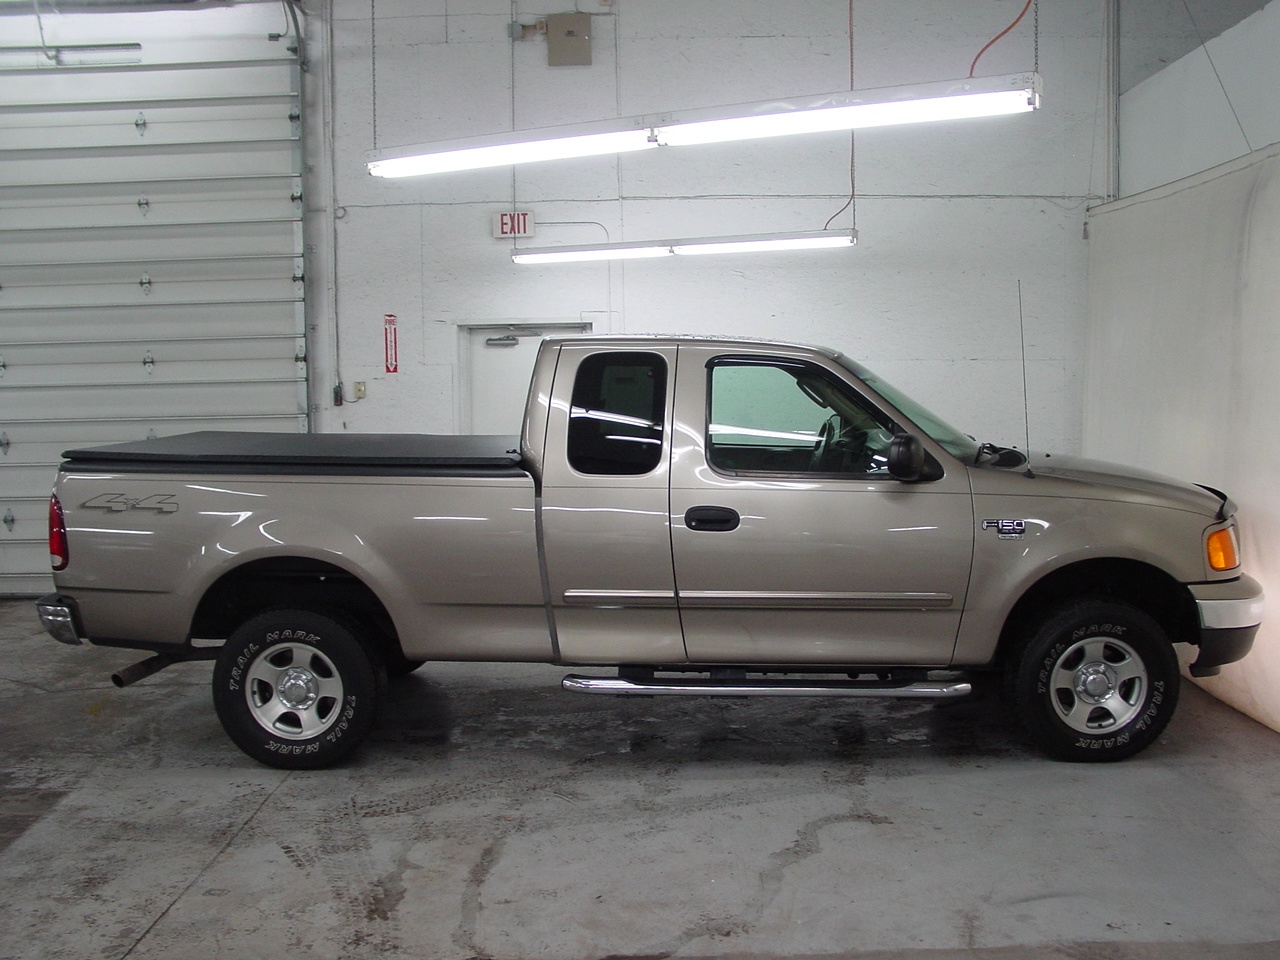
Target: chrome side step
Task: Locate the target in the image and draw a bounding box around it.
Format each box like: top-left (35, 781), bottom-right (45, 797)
top-left (561, 674), bottom-right (972, 700)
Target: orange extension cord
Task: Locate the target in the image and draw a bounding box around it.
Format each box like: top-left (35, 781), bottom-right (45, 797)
top-left (969, 0), bottom-right (1035, 77)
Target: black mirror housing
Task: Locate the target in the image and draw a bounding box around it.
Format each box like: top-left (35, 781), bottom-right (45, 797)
top-left (888, 433), bottom-right (941, 481)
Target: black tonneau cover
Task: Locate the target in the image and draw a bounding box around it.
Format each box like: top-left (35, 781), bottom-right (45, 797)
top-left (62, 431), bottom-right (526, 477)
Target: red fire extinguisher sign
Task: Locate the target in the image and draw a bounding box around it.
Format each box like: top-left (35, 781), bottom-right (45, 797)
top-left (384, 314), bottom-right (398, 374)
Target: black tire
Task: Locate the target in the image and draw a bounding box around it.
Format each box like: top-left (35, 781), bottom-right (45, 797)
top-left (213, 609), bottom-right (384, 769)
top-left (1006, 598), bottom-right (1180, 762)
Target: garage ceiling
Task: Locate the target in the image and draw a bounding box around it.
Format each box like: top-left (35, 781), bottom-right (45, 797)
top-left (1120, 0), bottom-right (1272, 92)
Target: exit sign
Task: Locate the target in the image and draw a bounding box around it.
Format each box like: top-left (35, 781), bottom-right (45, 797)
top-left (492, 211), bottom-right (534, 239)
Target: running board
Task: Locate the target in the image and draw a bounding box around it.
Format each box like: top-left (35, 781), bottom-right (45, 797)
top-left (561, 674), bottom-right (972, 700)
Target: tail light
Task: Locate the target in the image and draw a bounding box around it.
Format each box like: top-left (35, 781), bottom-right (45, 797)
top-left (49, 494), bottom-right (69, 571)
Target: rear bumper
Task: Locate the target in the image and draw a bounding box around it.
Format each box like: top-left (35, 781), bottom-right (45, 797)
top-left (1188, 575), bottom-right (1264, 677)
top-left (36, 594), bottom-right (84, 646)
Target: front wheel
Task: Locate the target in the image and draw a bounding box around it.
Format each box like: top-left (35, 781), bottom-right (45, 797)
top-left (1007, 599), bottom-right (1180, 762)
top-left (213, 609), bottom-right (384, 769)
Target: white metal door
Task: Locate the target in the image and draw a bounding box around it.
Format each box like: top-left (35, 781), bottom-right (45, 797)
top-left (0, 4), bottom-right (306, 595)
top-left (462, 323), bottom-right (590, 435)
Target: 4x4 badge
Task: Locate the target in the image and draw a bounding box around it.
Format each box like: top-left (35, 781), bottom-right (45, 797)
top-left (82, 493), bottom-right (179, 514)
top-left (982, 519), bottom-right (1026, 540)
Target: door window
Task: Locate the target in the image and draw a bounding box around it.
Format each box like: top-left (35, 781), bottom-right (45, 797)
top-left (567, 352), bottom-right (667, 475)
top-left (707, 359), bottom-right (894, 476)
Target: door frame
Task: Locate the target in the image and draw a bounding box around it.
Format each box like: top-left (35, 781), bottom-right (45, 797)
top-left (455, 320), bottom-right (591, 432)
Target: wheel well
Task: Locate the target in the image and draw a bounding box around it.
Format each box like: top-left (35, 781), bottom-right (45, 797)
top-left (996, 558), bottom-right (1199, 665)
top-left (190, 557), bottom-right (401, 658)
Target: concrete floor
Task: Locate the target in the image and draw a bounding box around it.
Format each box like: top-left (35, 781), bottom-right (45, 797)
top-left (2, 599), bottom-right (1280, 960)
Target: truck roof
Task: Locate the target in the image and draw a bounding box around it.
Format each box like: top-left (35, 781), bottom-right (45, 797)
top-left (541, 333), bottom-right (842, 359)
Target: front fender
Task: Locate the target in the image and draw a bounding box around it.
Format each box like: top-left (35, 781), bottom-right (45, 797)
top-left (952, 495), bottom-right (1212, 665)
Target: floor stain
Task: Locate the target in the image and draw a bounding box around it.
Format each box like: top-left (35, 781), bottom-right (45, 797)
top-left (0, 784), bottom-right (68, 854)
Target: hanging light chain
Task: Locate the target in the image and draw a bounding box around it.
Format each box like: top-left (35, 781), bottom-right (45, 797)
top-left (1034, 0), bottom-right (1040, 74)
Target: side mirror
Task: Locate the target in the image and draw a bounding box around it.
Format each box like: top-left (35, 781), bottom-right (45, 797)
top-left (888, 433), bottom-right (925, 481)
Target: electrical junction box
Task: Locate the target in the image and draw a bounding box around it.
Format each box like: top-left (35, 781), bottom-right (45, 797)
top-left (546, 12), bottom-right (591, 66)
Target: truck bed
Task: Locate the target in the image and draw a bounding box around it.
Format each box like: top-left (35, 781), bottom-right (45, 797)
top-left (61, 431), bottom-right (527, 477)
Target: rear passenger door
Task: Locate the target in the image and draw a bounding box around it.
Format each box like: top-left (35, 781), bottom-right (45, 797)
top-left (539, 344), bottom-right (686, 664)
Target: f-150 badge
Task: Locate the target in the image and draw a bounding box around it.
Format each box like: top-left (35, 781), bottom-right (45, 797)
top-left (982, 519), bottom-right (1026, 540)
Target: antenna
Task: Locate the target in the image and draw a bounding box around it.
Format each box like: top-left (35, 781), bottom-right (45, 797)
top-left (1017, 280), bottom-right (1035, 478)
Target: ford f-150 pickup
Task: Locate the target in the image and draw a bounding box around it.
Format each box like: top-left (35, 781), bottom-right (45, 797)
top-left (37, 336), bottom-right (1263, 768)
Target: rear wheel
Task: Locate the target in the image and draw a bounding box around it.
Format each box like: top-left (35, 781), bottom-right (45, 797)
top-left (1007, 599), bottom-right (1179, 761)
top-left (213, 609), bottom-right (384, 769)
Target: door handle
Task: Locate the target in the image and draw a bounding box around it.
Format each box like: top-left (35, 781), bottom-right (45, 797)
top-left (684, 505), bottom-right (740, 532)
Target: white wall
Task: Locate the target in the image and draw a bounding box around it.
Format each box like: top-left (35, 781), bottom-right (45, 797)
top-left (1089, 0), bottom-right (1280, 732)
top-left (1119, 1), bottom-right (1280, 195)
top-left (1086, 146), bottom-right (1280, 733)
top-left (308, 0), bottom-right (1112, 454)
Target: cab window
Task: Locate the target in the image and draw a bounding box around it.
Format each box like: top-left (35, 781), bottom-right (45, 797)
top-left (707, 358), bottom-right (894, 476)
top-left (567, 352), bottom-right (666, 476)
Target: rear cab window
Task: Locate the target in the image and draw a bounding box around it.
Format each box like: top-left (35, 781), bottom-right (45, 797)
top-left (567, 352), bottom-right (667, 476)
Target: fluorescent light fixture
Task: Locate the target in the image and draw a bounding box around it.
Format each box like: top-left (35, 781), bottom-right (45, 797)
top-left (368, 121), bottom-right (657, 178)
top-left (656, 84), bottom-right (1039, 146)
top-left (512, 230), bottom-right (856, 264)
top-left (368, 73), bottom-right (1040, 178)
top-left (672, 231), bottom-right (857, 255)
top-left (512, 242), bottom-right (674, 265)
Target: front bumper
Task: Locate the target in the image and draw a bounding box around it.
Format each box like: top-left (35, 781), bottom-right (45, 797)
top-left (1188, 575), bottom-right (1264, 677)
top-left (36, 594), bottom-right (83, 646)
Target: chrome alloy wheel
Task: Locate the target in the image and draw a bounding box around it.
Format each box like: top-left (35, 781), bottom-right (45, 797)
top-left (245, 642), bottom-right (344, 739)
top-left (1049, 635), bottom-right (1147, 733)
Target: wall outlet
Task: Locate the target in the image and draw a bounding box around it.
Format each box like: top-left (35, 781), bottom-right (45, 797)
top-left (354, 381), bottom-right (366, 399)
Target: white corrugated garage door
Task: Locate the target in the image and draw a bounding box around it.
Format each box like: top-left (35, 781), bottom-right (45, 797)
top-left (0, 4), bottom-right (307, 595)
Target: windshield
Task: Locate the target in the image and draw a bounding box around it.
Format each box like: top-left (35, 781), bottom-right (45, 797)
top-left (834, 354), bottom-right (981, 463)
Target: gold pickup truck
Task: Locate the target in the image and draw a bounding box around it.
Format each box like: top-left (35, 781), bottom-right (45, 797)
top-left (38, 336), bottom-right (1263, 768)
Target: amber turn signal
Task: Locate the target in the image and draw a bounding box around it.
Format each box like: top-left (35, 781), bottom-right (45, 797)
top-left (1206, 527), bottom-right (1240, 571)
